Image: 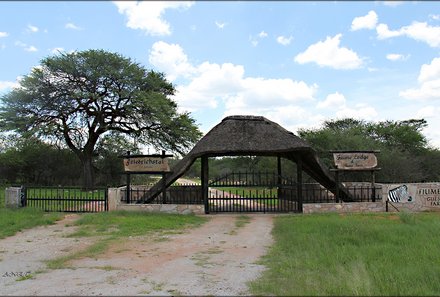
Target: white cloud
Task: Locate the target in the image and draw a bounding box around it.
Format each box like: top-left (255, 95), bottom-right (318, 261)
top-left (65, 22), bottom-right (82, 30)
top-left (415, 108), bottom-right (440, 148)
top-left (400, 57), bottom-right (440, 100)
top-left (113, 1), bottom-right (194, 36)
top-left (259, 31), bottom-right (268, 38)
top-left (15, 41), bottom-right (38, 52)
top-left (377, 22), bottom-right (440, 48)
top-left (351, 10), bottom-right (378, 31)
top-left (416, 106), bottom-right (439, 119)
top-left (148, 41), bottom-right (318, 114)
top-left (418, 57), bottom-right (440, 83)
top-left (215, 21), bottom-right (226, 29)
top-left (294, 34), bottom-right (363, 70)
top-left (249, 31), bottom-right (268, 47)
top-left (50, 47), bottom-right (65, 54)
top-left (149, 41), bottom-right (196, 81)
top-left (376, 23), bottom-right (401, 39)
top-left (386, 53), bottom-right (409, 61)
top-left (0, 31), bottom-right (9, 38)
top-left (431, 14), bottom-right (440, 21)
top-left (0, 81), bottom-right (19, 92)
top-left (336, 103), bottom-right (378, 120)
top-left (276, 35), bottom-right (293, 46)
top-left (27, 25), bottom-right (39, 33)
top-left (383, 1), bottom-right (404, 7)
top-left (317, 92), bottom-right (346, 109)
top-left (25, 45), bottom-right (38, 52)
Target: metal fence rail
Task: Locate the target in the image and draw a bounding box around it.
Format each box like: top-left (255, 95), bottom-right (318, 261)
top-left (209, 171), bottom-right (296, 187)
top-left (121, 184), bottom-right (203, 205)
top-left (23, 186), bottom-right (108, 212)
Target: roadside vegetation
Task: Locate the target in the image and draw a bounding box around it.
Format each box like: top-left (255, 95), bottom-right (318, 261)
top-left (0, 184), bottom-right (63, 239)
top-left (250, 212), bottom-right (440, 296)
top-left (0, 207), bottom-right (61, 239)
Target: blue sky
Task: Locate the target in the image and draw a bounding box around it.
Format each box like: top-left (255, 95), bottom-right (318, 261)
top-left (1, 1), bottom-right (440, 150)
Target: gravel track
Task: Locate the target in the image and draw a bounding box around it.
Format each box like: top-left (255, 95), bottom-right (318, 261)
top-left (0, 213), bottom-right (274, 296)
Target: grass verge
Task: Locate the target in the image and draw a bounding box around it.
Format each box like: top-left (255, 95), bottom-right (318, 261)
top-left (0, 207), bottom-right (62, 239)
top-left (249, 212), bottom-right (440, 296)
top-left (0, 186), bottom-right (69, 239)
top-left (46, 211), bottom-right (207, 268)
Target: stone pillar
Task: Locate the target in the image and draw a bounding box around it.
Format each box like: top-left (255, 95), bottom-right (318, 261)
top-left (5, 187), bottom-right (22, 208)
top-left (107, 188), bottom-right (121, 211)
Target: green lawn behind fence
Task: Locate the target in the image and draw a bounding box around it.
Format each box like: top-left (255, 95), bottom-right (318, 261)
top-left (250, 212), bottom-right (440, 296)
top-left (25, 187), bottom-right (107, 212)
top-left (219, 187), bottom-right (278, 198)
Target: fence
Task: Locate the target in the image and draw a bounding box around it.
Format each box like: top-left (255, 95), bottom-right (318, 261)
top-left (23, 186), bottom-right (108, 212)
top-left (118, 180), bottom-right (381, 212)
top-left (302, 183), bottom-right (382, 203)
top-left (120, 184), bottom-right (203, 205)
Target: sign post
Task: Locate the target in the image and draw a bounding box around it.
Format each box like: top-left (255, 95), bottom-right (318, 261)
top-left (120, 151), bottom-right (173, 204)
top-left (330, 150), bottom-right (381, 202)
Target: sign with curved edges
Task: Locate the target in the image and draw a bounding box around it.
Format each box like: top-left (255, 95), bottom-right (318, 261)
top-left (123, 157), bottom-right (170, 172)
top-left (333, 152), bottom-right (377, 170)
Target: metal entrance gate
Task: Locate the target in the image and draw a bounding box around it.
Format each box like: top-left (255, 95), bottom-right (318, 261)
top-left (206, 172), bottom-right (300, 213)
top-left (23, 186), bottom-right (108, 213)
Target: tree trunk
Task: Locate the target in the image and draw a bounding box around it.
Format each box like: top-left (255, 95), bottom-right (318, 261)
top-left (81, 154), bottom-right (95, 190)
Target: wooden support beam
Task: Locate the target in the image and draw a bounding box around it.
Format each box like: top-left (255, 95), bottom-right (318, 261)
top-left (297, 157), bottom-right (303, 213)
top-left (201, 156), bottom-right (209, 214)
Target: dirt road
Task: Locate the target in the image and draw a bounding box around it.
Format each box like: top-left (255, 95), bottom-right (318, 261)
top-left (0, 213), bottom-right (274, 296)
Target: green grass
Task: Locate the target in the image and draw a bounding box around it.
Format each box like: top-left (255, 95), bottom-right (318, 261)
top-left (0, 185), bottom-right (63, 239)
top-left (250, 212), bottom-right (440, 296)
top-left (0, 185), bottom-right (5, 208)
top-left (47, 211), bottom-right (208, 269)
top-left (235, 215), bottom-right (251, 228)
top-left (0, 207), bottom-right (62, 239)
top-left (68, 210), bottom-right (207, 237)
top-left (219, 187), bottom-right (278, 198)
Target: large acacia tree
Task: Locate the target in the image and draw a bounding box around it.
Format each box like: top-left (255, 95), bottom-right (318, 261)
top-left (0, 49), bottom-right (202, 188)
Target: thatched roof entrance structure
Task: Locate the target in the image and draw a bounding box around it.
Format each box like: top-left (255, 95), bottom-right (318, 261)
top-left (140, 115), bottom-right (350, 205)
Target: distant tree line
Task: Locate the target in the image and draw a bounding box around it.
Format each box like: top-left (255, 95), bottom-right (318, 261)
top-left (0, 133), bottom-right (138, 187)
top-left (1, 117), bottom-right (439, 186)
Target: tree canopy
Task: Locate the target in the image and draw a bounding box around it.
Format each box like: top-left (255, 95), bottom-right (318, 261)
top-left (0, 49), bottom-right (202, 188)
top-left (298, 118), bottom-right (440, 182)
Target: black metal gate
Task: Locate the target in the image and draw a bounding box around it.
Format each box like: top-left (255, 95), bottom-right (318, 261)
top-left (23, 186), bottom-right (108, 213)
top-left (207, 171), bottom-right (299, 213)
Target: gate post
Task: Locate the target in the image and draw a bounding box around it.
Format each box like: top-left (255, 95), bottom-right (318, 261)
top-left (201, 156), bottom-right (209, 214)
top-left (296, 158), bottom-right (303, 213)
top-left (5, 187), bottom-right (22, 208)
top-left (371, 170), bottom-right (376, 202)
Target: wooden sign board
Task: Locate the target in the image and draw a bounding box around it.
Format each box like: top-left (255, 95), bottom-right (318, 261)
top-left (123, 157), bottom-right (170, 172)
top-left (333, 152), bottom-right (377, 170)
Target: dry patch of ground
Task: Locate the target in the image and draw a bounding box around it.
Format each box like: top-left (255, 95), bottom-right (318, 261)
top-left (1, 213), bottom-right (274, 296)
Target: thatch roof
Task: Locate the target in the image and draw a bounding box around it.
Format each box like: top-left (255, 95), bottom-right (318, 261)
top-left (140, 115), bottom-right (351, 203)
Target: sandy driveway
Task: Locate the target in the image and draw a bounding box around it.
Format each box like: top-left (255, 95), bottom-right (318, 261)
top-left (0, 213), bottom-right (274, 296)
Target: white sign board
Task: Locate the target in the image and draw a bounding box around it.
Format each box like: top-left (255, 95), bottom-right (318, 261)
top-left (333, 152), bottom-right (377, 170)
top-left (123, 157), bottom-right (170, 172)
